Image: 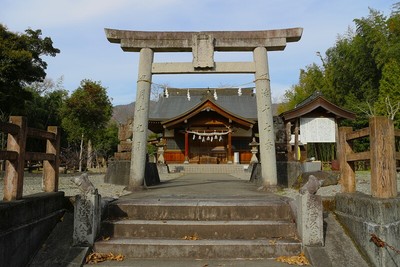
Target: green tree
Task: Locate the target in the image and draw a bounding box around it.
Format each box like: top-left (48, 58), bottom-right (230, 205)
top-left (278, 63), bottom-right (326, 113)
top-left (0, 24), bottom-right (60, 116)
top-left (281, 6), bottom-right (400, 128)
top-left (93, 121), bottom-right (119, 162)
top-left (375, 60), bottom-right (400, 124)
top-left (61, 80), bottom-right (113, 171)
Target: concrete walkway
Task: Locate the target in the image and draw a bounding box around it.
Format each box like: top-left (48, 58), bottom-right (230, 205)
top-left (121, 173), bottom-right (274, 199)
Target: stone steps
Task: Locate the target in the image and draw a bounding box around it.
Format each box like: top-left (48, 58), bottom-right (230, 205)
top-left (107, 198), bottom-right (292, 221)
top-left (168, 164), bottom-right (249, 174)
top-left (93, 238), bottom-right (301, 259)
top-left (94, 197), bottom-right (301, 259)
top-left (102, 219), bottom-right (297, 239)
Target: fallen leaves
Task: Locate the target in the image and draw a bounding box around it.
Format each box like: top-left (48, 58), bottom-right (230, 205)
top-left (275, 252), bottom-right (310, 266)
top-left (86, 252), bottom-right (125, 264)
top-left (182, 233), bottom-right (200, 240)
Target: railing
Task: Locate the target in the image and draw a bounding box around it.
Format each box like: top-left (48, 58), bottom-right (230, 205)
top-left (0, 116), bottom-right (60, 201)
top-left (338, 116), bottom-right (398, 198)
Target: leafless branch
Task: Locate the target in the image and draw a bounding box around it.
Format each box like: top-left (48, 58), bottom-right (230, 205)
top-left (385, 96), bottom-right (400, 120)
top-left (357, 102), bottom-right (376, 117)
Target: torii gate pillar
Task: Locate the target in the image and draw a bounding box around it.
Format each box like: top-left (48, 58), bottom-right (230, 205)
top-left (129, 48), bottom-right (154, 189)
top-left (105, 28), bottom-right (303, 190)
top-left (254, 47), bottom-right (277, 187)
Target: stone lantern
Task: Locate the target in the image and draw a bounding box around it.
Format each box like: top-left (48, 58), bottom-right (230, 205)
top-left (249, 137), bottom-right (259, 164)
top-left (156, 138), bottom-right (166, 164)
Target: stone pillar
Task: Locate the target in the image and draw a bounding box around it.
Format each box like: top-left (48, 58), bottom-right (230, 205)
top-left (73, 191), bottom-right (101, 246)
top-left (129, 48), bottom-right (154, 189)
top-left (184, 131), bottom-right (189, 163)
top-left (253, 47), bottom-right (277, 188)
top-left (296, 192), bottom-right (324, 246)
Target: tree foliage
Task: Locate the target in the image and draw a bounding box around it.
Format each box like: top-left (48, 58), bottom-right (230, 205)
top-left (0, 24), bottom-right (60, 115)
top-left (280, 4), bottom-right (400, 129)
top-left (93, 121), bottom-right (119, 161)
top-left (61, 79), bottom-right (113, 142)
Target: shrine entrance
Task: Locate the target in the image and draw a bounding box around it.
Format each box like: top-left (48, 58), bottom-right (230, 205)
top-left (105, 28), bottom-right (303, 189)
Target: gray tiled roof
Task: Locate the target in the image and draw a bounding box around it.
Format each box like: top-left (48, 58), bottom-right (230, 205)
top-left (149, 93), bottom-right (258, 120)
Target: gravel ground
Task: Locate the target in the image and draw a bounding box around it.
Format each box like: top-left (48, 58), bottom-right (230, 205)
top-left (0, 171), bottom-right (184, 199)
top-left (1, 170), bottom-right (399, 200)
top-left (230, 171), bottom-right (400, 200)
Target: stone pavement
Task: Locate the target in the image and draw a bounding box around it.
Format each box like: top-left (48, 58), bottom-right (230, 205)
top-left (29, 173), bottom-right (369, 267)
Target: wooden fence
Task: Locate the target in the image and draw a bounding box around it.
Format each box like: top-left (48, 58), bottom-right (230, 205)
top-left (338, 116), bottom-right (398, 198)
top-left (0, 116), bottom-right (60, 201)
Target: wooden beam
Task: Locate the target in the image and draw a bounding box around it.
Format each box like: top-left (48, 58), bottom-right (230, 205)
top-left (369, 117), bottom-right (397, 198)
top-left (347, 151), bottom-right (370, 162)
top-left (27, 128), bottom-right (56, 140)
top-left (3, 116), bottom-right (27, 201)
top-left (338, 127), bottom-right (356, 193)
top-left (0, 121), bottom-right (20, 135)
top-left (346, 127), bottom-right (370, 141)
top-left (0, 150), bottom-right (18, 161)
top-left (25, 152), bottom-right (55, 162)
top-left (43, 126), bottom-right (60, 192)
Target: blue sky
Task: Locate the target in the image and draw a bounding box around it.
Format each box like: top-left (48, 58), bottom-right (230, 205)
top-left (0, 0), bottom-right (395, 105)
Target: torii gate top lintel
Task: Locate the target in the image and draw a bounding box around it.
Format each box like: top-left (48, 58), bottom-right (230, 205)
top-left (104, 27), bottom-right (303, 52)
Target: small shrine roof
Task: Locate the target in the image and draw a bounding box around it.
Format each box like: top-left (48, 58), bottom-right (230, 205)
top-left (280, 92), bottom-right (356, 121)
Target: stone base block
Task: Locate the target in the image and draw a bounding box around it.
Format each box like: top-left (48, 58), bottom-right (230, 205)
top-left (296, 193), bottom-right (324, 246)
top-left (250, 161), bottom-right (302, 188)
top-left (335, 193), bottom-right (400, 267)
top-left (73, 191), bottom-right (101, 246)
top-left (104, 160), bottom-right (161, 186)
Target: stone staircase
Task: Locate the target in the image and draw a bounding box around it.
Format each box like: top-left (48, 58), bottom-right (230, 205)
top-left (167, 163), bottom-right (250, 174)
top-left (93, 196), bottom-right (302, 260)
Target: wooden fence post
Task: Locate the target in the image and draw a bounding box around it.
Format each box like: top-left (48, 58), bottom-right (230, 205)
top-left (338, 127), bottom-right (355, 193)
top-left (3, 116), bottom-right (27, 200)
top-left (43, 126), bottom-right (60, 192)
top-left (369, 116), bottom-right (397, 198)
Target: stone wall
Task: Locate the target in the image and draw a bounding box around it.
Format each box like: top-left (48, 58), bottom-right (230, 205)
top-left (0, 192), bottom-right (65, 267)
top-left (335, 193), bottom-right (400, 267)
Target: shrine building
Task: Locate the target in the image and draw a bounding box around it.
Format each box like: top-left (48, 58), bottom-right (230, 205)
top-left (148, 87), bottom-right (264, 164)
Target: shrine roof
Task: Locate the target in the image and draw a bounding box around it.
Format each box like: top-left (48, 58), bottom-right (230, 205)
top-left (149, 88), bottom-right (259, 121)
top-left (280, 92), bottom-right (356, 121)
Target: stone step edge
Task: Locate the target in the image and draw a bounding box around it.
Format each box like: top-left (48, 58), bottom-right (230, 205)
top-left (112, 199), bottom-right (291, 206)
top-left (95, 237), bottom-right (301, 246)
top-left (93, 238), bottom-right (302, 259)
top-left (103, 219), bottom-right (295, 226)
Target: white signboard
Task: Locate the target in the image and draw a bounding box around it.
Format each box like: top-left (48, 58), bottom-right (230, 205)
top-left (300, 117), bottom-right (336, 143)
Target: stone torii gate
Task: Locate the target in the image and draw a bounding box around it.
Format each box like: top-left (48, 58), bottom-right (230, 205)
top-left (105, 28), bottom-right (303, 190)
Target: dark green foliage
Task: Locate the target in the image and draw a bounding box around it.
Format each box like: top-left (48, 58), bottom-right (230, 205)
top-left (0, 24), bottom-right (60, 116)
top-left (60, 79), bottom-right (113, 142)
top-left (281, 5), bottom-right (400, 130)
top-left (280, 5), bottom-right (400, 164)
top-left (93, 121), bottom-right (119, 160)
